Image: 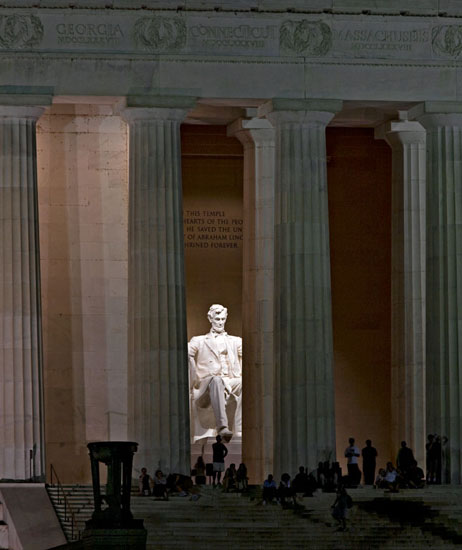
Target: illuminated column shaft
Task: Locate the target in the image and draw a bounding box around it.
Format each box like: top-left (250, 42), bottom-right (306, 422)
top-left (123, 100), bottom-right (194, 475)
top-left (417, 107), bottom-right (462, 483)
top-left (0, 105), bottom-right (47, 480)
top-left (228, 117), bottom-right (275, 482)
top-left (378, 118), bottom-right (426, 467)
top-left (261, 99), bottom-right (341, 476)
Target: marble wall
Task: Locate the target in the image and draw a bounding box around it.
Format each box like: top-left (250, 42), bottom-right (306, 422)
top-left (37, 104), bottom-right (128, 482)
top-left (182, 125), bottom-right (244, 339)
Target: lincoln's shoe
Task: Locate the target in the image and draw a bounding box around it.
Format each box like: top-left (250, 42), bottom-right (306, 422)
top-left (218, 427), bottom-right (233, 442)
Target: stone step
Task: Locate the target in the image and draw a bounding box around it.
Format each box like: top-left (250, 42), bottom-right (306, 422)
top-left (47, 484), bottom-right (462, 549)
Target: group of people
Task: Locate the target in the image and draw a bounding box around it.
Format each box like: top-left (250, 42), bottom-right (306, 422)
top-left (221, 462), bottom-right (249, 492)
top-left (138, 468), bottom-right (194, 499)
top-left (426, 433), bottom-right (449, 484)
top-left (192, 434), bottom-right (249, 491)
top-left (138, 434), bottom-right (249, 499)
top-left (344, 436), bottom-right (440, 490)
top-left (258, 435), bottom-right (437, 518)
top-left (139, 433), bottom-right (449, 510)
top-left (261, 462), bottom-right (346, 506)
top-left (261, 468), bottom-right (353, 531)
top-left (260, 460), bottom-right (349, 508)
top-left (315, 461), bottom-right (343, 491)
top-left (261, 468), bottom-right (316, 507)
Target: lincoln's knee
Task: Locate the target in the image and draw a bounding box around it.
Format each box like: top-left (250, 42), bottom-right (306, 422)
top-left (209, 375), bottom-right (225, 388)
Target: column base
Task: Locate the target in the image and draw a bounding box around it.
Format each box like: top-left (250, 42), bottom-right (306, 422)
top-left (82, 526), bottom-right (147, 549)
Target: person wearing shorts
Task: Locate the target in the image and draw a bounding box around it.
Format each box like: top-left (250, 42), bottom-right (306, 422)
top-left (212, 435), bottom-right (228, 487)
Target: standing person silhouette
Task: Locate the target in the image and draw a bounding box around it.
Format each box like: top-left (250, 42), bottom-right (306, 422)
top-left (344, 437), bottom-right (361, 486)
top-left (396, 441), bottom-right (415, 478)
top-left (362, 439), bottom-right (378, 485)
top-left (212, 435), bottom-right (228, 487)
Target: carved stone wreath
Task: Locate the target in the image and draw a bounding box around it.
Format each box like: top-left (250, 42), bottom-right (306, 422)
top-left (280, 19), bottom-right (332, 56)
top-left (432, 25), bottom-right (462, 58)
top-left (134, 16), bottom-right (186, 51)
top-left (0, 14), bottom-right (43, 49)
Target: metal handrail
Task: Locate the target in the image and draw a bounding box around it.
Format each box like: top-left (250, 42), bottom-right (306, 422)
top-left (49, 464), bottom-right (80, 541)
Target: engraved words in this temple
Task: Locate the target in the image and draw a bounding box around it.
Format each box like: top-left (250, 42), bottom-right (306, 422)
top-left (183, 210), bottom-right (243, 250)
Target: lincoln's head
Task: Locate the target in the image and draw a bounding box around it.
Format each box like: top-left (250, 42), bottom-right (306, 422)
top-left (208, 304), bottom-right (228, 333)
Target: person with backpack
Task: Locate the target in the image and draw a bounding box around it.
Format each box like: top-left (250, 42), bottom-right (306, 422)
top-left (331, 486), bottom-right (353, 531)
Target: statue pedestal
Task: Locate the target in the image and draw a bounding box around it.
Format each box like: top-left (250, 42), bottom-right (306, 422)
top-left (191, 436), bottom-right (242, 472)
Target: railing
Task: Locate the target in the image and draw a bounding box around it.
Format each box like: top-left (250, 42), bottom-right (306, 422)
top-left (49, 463), bottom-right (80, 541)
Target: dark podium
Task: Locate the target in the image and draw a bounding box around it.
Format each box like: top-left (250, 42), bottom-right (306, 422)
top-left (82, 441), bottom-right (147, 549)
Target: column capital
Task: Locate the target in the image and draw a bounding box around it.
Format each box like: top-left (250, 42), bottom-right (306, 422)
top-left (375, 118), bottom-right (426, 148)
top-left (0, 106), bottom-right (47, 120)
top-left (0, 92), bottom-right (51, 120)
top-left (258, 98), bottom-right (343, 126)
top-left (121, 95), bottom-right (196, 124)
top-left (227, 117), bottom-right (275, 148)
top-left (408, 101), bottom-right (462, 128)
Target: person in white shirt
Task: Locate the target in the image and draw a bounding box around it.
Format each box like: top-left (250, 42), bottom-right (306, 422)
top-left (344, 437), bottom-right (361, 486)
top-left (384, 461), bottom-right (399, 491)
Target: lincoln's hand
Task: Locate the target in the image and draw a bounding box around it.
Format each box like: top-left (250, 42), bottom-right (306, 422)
top-left (189, 357), bottom-right (198, 391)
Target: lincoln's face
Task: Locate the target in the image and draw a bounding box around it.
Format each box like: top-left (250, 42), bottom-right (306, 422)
top-left (210, 311), bottom-right (227, 333)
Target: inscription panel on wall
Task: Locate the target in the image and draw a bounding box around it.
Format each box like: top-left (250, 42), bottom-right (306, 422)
top-left (0, 10), bottom-right (459, 61)
top-left (183, 209), bottom-right (243, 251)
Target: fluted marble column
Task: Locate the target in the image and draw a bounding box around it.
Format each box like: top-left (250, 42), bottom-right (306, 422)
top-left (228, 117), bottom-right (275, 482)
top-left (414, 103), bottom-right (462, 483)
top-left (0, 104), bottom-right (48, 480)
top-left (376, 116), bottom-right (426, 467)
top-left (123, 98), bottom-right (195, 475)
top-left (259, 99), bottom-right (341, 476)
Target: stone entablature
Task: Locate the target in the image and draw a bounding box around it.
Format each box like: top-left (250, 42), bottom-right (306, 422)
top-left (0, 10), bottom-right (460, 61)
top-left (0, 6), bottom-right (462, 102)
top-left (0, 6), bottom-right (461, 100)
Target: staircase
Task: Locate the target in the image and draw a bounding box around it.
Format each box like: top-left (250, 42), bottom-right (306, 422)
top-left (47, 484), bottom-right (462, 549)
top-left (46, 485), bottom-right (94, 542)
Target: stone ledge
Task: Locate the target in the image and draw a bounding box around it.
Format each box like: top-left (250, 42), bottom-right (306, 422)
top-left (0, 0), bottom-right (459, 18)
